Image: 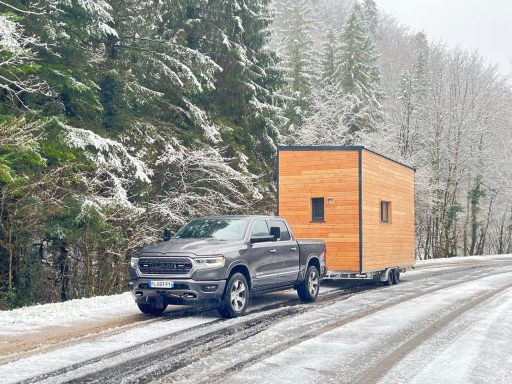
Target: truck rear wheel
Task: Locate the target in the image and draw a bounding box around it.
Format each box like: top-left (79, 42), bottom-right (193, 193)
top-left (218, 273), bottom-right (249, 318)
top-left (297, 265), bottom-right (320, 302)
top-left (137, 303), bottom-right (167, 316)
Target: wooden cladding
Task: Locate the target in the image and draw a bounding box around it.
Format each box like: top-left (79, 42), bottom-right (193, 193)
top-left (361, 150), bottom-right (415, 271)
top-left (277, 147), bottom-right (415, 273)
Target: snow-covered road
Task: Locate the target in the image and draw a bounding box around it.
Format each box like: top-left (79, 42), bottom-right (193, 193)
top-left (1, 255), bottom-right (512, 384)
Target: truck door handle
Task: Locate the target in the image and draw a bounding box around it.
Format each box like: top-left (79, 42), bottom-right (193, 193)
top-left (290, 247), bottom-right (297, 251)
top-left (269, 249), bottom-right (277, 253)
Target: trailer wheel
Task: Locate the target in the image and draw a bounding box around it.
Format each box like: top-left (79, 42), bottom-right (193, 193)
top-left (218, 273), bottom-right (249, 318)
top-left (297, 265), bottom-right (320, 302)
top-left (393, 269), bottom-right (401, 284)
top-left (137, 303), bottom-right (167, 316)
top-left (384, 269), bottom-right (394, 286)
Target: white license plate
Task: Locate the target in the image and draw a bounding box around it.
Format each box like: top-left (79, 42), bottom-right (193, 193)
top-left (149, 281), bottom-right (174, 289)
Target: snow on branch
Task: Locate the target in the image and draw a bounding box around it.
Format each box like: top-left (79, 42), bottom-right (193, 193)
top-left (64, 125), bottom-right (152, 184)
top-left (0, 15), bottom-right (50, 105)
top-left (148, 141), bottom-right (261, 226)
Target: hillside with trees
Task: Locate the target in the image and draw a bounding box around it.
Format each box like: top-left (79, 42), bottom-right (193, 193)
top-left (1, 0), bottom-right (511, 309)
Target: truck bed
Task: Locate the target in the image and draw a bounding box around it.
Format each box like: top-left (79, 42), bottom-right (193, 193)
top-left (297, 239), bottom-right (326, 276)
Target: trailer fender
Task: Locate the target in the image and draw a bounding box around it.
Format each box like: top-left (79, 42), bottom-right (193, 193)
top-left (379, 268), bottom-right (393, 282)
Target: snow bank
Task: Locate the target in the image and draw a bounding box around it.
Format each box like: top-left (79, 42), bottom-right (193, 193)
top-left (0, 292), bottom-right (138, 336)
top-left (415, 254), bottom-right (512, 268)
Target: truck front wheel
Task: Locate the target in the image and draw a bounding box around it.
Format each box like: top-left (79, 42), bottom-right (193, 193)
top-left (297, 265), bottom-right (320, 302)
top-left (218, 273), bottom-right (249, 318)
top-left (137, 303), bottom-right (167, 316)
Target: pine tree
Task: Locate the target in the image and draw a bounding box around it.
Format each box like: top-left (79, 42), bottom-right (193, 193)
top-left (336, 2), bottom-right (383, 140)
top-left (272, 0), bottom-right (317, 131)
top-left (193, 0), bottom-right (284, 166)
top-left (321, 28), bottom-right (338, 86)
top-left (396, 32), bottom-right (429, 159)
top-left (362, 0), bottom-right (379, 39)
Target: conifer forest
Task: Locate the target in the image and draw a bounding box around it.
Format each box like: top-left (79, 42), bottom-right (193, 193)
top-left (1, 0), bottom-right (511, 308)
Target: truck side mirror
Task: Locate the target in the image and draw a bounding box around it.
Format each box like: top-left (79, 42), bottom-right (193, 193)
top-left (270, 226), bottom-right (280, 241)
top-left (162, 228), bottom-right (174, 241)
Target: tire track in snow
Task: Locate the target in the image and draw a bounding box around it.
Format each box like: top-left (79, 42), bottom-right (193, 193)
top-left (358, 282), bottom-right (512, 384)
top-left (0, 304), bottom-right (217, 365)
top-left (17, 285), bottom-right (365, 384)
top-left (189, 268), bottom-right (512, 384)
top-left (69, 268), bottom-right (509, 384)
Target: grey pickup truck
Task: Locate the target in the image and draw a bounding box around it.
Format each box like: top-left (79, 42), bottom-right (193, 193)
top-left (129, 215), bottom-right (326, 318)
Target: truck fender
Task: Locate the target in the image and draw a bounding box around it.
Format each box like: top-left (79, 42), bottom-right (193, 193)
top-left (297, 254), bottom-right (321, 283)
top-left (225, 261), bottom-right (252, 285)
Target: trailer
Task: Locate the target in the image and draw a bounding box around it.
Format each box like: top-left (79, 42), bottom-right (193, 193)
top-left (276, 146), bottom-right (415, 285)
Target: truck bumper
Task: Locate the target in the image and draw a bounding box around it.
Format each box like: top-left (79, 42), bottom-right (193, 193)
top-left (129, 278), bottom-right (226, 306)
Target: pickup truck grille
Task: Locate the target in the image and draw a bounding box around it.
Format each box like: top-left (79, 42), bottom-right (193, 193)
top-left (138, 257), bottom-right (193, 275)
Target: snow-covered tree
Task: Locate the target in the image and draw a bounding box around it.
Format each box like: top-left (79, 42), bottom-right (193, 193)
top-left (335, 2), bottom-right (383, 141)
top-left (320, 28), bottom-right (338, 86)
top-left (148, 141), bottom-right (261, 226)
top-left (0, 14), bottom-right (49, 107)
top-left (272, 0), bottom-right (318, 130)
top-left (395, 32), bottom-right (429, 159)
top-left (294, 84), bottom-right (355, 145)
top-left (362, 0), bottom-right (379, 39)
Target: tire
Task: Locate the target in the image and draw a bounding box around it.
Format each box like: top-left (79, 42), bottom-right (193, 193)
top-left (393, 269), bottom-right (401, 284)
top-left (384, 269), bottom-right (394, 286)
top-left (137, 303), bottom-right (167, 316)
top-left (218, 273), bottom-right (249, 318)
top-left (297, 265), bottom-right (320, 302)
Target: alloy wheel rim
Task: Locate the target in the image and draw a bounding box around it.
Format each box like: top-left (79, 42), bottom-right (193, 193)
top-left (308, 269), bottom-right (319, 296)
top-left (230, 279), bottom-right (246, 311)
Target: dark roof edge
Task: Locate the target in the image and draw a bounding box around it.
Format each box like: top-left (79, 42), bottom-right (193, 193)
top-left (278, 145), bottom-right (365, 151)
top-left (277, 145), bottom-right (416, 172)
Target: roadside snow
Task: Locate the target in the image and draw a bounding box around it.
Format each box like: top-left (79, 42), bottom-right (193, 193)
top-left (0, 292), bottom-right (138, 336)
top-left (415, 254), bottom-right (512, 267)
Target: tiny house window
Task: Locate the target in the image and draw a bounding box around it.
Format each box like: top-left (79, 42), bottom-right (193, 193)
top-left (381, 201), bottom-right (391, 223)
top-left (312, 198), bottom-right (325, 222)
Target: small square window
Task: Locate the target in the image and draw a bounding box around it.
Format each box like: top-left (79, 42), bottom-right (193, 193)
top-left (312, 198), bottom-right (325, 222)
top-left (381, 201), bottom-right (391, 223)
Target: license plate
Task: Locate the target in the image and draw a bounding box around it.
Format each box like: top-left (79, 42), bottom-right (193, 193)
top-left (149, 281), bottom-right (174, 289)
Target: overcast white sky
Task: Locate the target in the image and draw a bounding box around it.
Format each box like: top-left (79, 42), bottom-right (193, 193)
top-left (377, 0), bottom-right (512, 74)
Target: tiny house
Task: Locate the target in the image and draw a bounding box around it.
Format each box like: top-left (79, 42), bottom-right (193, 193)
top-left (277, 146), bottom-right (415, 280)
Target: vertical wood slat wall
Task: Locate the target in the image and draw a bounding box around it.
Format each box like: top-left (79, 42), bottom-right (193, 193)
top-left (361, 150), bottom-right (415, 271)
top-left (277, 147), bottom-right (415, 273)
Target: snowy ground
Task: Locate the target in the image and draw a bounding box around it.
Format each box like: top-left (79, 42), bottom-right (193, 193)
top-left (0, 292), bottom-right (138, 337)
top-left (414, 254), bottom-right (512, 267)
top-left (1, 255), bottom-right (511, 383)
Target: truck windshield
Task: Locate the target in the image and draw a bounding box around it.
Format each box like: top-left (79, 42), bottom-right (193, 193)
top-left (174, 218), bottom-right (248, 241)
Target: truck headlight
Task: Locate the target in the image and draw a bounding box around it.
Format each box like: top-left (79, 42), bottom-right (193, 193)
top-left (194, 256), bottom-right (225, 269)
top-left (130, 257), bottom-right (139, 269)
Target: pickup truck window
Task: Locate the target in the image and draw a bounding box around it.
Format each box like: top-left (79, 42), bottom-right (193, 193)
top-left (174, 218), bottom-right (248, 241)
top-left (269, 219), bottom-right (291, 241)
top-left (251, 220), bottom-right (270, 237)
